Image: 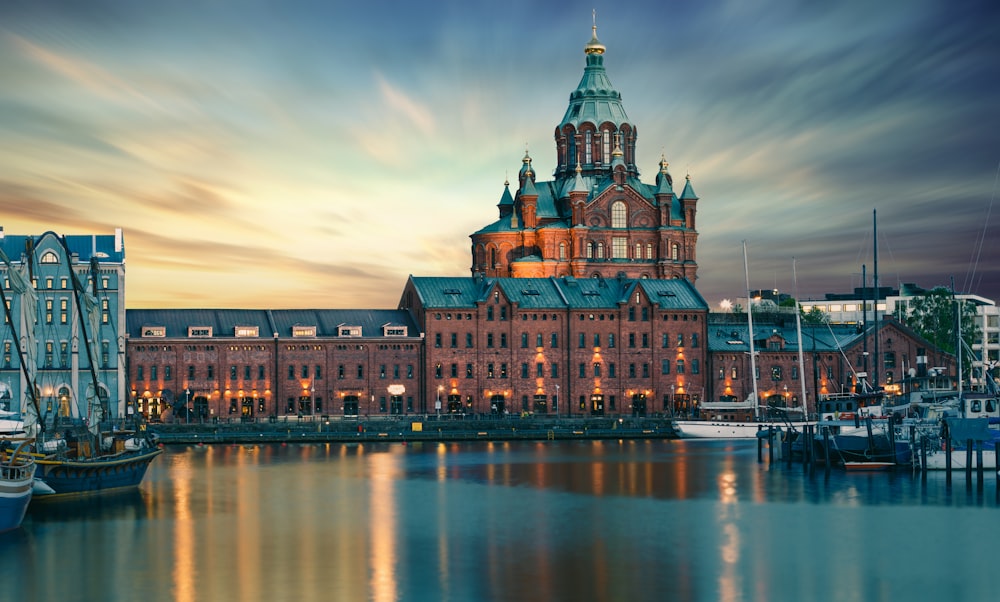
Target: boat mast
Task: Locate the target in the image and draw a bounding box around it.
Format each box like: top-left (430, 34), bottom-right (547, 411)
top-left (793, 258), bottom-right (808, 417)
top-left (873, 209), bottom-right (880, 391)
top-left (58, 236), bottom-right (105, 448)
top-left (0, 250), bottom-right (43, 434)
top-left (744, 241), bottom-right (760, 418)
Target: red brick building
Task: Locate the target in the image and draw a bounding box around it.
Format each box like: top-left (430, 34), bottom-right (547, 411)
top-left (470, 26), bottom-right (699, 281)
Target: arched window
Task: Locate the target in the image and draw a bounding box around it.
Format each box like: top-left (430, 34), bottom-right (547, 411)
top-left (603, 129), bottom-right (611, 163)
top-left (40, 251), bottom-right (60, 264)
top-left (611, 201), bottom-right (627, 228)
top-left (635, 243), bottom-right (641, 259)
top-left (596, 242), bottom-right (605, 259)
top-left (586, 242), bottom-right (594, 258)
top-left (646, 243), bottom-right (653, 259)
top-left (584, 131), bottom-right (592, 164)
top-left (671, 244), bottom-right (680, 261)
top-left (559, 242), bottom-right (567, 260)
top-left (490, 248), bottom-right (497, 267)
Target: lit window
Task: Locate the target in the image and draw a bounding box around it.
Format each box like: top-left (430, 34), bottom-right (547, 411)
top-left (611, 201), bottom-right (627, 228)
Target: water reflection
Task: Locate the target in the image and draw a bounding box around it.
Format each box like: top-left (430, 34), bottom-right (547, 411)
top-left (1, 440), bottom-right (997, 601)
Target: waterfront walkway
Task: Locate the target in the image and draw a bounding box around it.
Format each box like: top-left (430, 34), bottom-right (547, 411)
top-left (147, 415), bottom-right (677, 444)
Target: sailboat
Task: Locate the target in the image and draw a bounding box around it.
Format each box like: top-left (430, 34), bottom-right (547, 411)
top-left (0, 232), bottom-right (160, 497)
top-left (673, 242), bottom-right (814, 438)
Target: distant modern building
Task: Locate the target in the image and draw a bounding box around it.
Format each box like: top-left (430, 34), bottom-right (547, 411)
top-left (801, 283), bottom-right (999, 387)
top-left (470, 25), bottom-right (699, 281)
top-left (0, 228), bottom-right (127, 425)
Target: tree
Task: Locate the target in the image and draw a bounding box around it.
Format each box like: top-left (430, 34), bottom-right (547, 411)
top-left (801, 306), bottom-right (829, 325)
top-left (903, 287), bottom-right (980, 356)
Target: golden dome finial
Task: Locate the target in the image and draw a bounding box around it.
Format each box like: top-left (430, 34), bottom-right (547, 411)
top-left (585, 10), bottom-right (606, 55)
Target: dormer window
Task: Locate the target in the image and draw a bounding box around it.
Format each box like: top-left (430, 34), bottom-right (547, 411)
top-left (40, 251), bottom-right (60, 264)
top-left (292, 326), bottom-right (316, 338)
top-left (339, 325), bottom-right (362, 337)
top-left (234, 326), bottom-right (259, 338)
top-left (383, 325), bottom-right (407, 337)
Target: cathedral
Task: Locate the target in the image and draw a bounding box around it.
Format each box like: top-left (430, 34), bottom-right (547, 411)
top-left (470, 25), bottom-right (700, 281)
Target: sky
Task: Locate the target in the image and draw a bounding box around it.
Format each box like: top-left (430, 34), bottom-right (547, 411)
top-left (1, 0), bottom-right (998, 310)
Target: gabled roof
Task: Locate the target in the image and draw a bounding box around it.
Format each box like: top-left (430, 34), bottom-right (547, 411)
top-left (637, 279), bottom-right (708, 310)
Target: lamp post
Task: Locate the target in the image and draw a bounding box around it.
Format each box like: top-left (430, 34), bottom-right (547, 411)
top-left (670, 384), bottom-right (675, 418)
top-left (436, 385), bottom-right (442, 416)
top-left (555, 384), bottom-right (560, 417)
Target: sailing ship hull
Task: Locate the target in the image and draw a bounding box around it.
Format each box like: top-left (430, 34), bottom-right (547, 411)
top-left (0, 457), bottom-right (35, 532)
top-left (919, 449), bottom-right (998, 471)
top-left (34, 447), bottom-right (162, 498)
top-left (673, 420), bottom-right (813, 439)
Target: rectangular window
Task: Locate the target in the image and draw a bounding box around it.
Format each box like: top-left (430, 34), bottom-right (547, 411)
top-left (521, 333), bottom-right (529, 348)
top-left (188, 365), bottom-right (196, 380)
top-left (691, 359), bottom-right (699, 375)
top-left (609, 363), bottom-right (616, 378)
top-left (521, 363), bottom-right (529, 378)
top-left (500, 363), bottom-right (507, 378)
top-left (791, 365), bottom-right (799, 380)
top-left (393, 365), bottom-right (400, 379)
top-left (593, 333), bottom-right (600, 347)
top-left (594, 362), bottom-right (601, 377)
top-left (551, 363), bottom-right (559, 378)
top-left (661, 359), bottom-right (670, 375)
top-left (137, 365), bottom-right (144, 380)
top-left (612, 237), bottom-right (627, 259)
top-left (677, 333), bottom-right (684, 347)
top-left (338, 365), bottom-right (345, 379)
top-left (500, 333), bottom-right (507, 348)
top-left (662, 333), bottom-right (669, 348)
top-left (435, 333), bottom-right (442, 348)
top-left (500, 307), bottom-right (507, 321)
top-left (380, 365), bottom-right (387, 379)
top-left (677, 359), bottom-right (685, 374)
top-left (451, 333), bottom-right (458, 348)
top-left (642, 363), bottom-right (649, 378)
top-left (151, 365), bottom-right (158, 380)
top-left (288, 365), bottom-right (295, 379)
top-left (551, 333), bottom-right (558, 348)
top-left (641, 333), bottom-right (649, 348)
top-left (579, 333), bottom-right (586, 348)
top-left (315, 365), bottom-right (322, 379)
top-left (451, 363), bottom-right (458, 378)
top-left (692, 333), bottom-right (699, 348)
top-left (466, 363), bottom-right (473, 378)
top-left (301, 365), bottom-right (309, 379)
top-left (207, 365), bottom-right (214, 380)
top-left (407, 364), bottom-right (414, 379)
top-left (165, 365), bottom-right (172, 380)
top-left (536, 363), bottom-right (544, 378)
top-left (357, 365), bottom-right (364, 379)
top-left (435, 364), bottom-right (443, 378)
top-left (608, 333), bottom-right (615, 348)
top-left (244, 365), bottom-right (251, 380)
top-left (487, 363), bottom-right (495, 378)
top-left (579, 363), bottom-right (586, 378)
top-left (629, 333), bottom-right (636, 348)
top-left (629, 363), bottom-right (636, 378)
top-left (536, 333), bottom-right (543, 347)
top-left (232, 365), bottom-right (238, 379)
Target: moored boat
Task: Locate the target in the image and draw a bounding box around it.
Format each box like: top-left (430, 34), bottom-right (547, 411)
top-left (0, 441), bottom-right (36, 532)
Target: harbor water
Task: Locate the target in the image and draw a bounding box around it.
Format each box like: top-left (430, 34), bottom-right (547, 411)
top-left (2, 439), bottom-right (998, 601)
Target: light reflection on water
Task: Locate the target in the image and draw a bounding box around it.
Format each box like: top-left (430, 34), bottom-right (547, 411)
top-left (1, 439), bottom-right (998, 601)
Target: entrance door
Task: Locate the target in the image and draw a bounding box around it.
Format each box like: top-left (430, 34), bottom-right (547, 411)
top-left (343, 395), bottom-right (359, 416)
top-left (533, 394), bottom-right (548, 414)
top-left (631, 394), bottom-right (647, 417)
top-left (490, 394), bottom-right (505, 416)
top-left (390, 395), bottom-right (403, 415)
top-left (590, 394), bottom-right (604, 416)
top-left (447, 394), bottom-right (463, 414)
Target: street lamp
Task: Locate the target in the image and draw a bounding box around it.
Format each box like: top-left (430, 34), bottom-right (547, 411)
top-left (555, 384), bottom-right (560, 417)
top-left (436, 385), bottom-right (443, 415)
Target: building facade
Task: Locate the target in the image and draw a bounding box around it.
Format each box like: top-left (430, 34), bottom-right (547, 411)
top-left (0, 229), bottom-right (127, 425)
top-left (705, 312), bottom-right (957, 419)
top-left (470, 26), bottom-right (699, 281)
top-left (399, 275), bottom-right (709, 417)
top-left (125, 309), bottom-right (421, 422)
